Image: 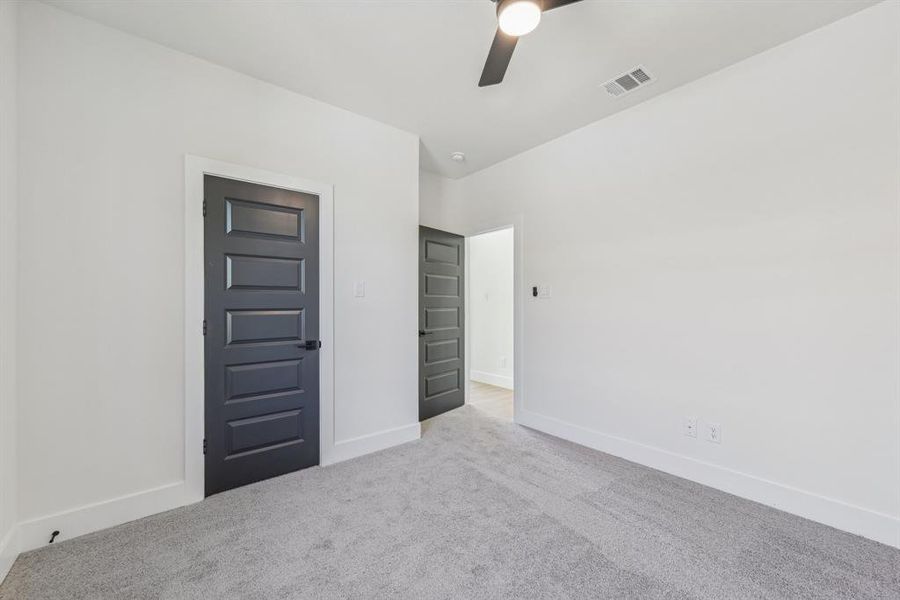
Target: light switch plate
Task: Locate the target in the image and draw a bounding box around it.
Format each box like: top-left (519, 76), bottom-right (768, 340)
top-left (354, 281), bottom-right (366, 298)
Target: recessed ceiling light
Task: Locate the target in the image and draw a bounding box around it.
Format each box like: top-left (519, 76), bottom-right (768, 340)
top-left (450, 152), bottom-right (466, 162)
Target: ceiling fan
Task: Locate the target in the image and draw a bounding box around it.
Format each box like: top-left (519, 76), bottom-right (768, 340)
top-left (479, 0), bottom-right (584, 87)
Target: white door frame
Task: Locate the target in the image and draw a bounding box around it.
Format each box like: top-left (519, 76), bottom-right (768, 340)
top-left (462, 215), bottom-right (525, 421)
top-left (183, 155), bottom-right (335, 503)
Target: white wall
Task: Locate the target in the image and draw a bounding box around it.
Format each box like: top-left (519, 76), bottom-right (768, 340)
top-left (16, 1), bottom-right (419, 546)
top-left (468, 229), bottom-right (514, 389)
top-left (426, 2), bottom-right (900, 546)
top-left (0, 0), bottom-right (19, 582)
top-left (418, 169), bottom-right (459, 231)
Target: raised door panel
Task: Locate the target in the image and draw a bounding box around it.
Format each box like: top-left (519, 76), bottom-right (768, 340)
top-left (424, 240), bottom-right (459, 265)
top-left (225, 359), bottom-right (303, 402)
top-left (424, 273), bottom-right (460, 297)
top-left (425, 307), bottom-right (460, 332)
top-left (226, 199), bottom-right (304, 240)
top-left (226, 409), bottom-right (304, 457)
top-left (424, 339), bottom-right (459, 365)
top-left (226, 255), bottom-right (305, 291)
top-left (425, 369), bottom-right (460, 400)
top-left (226, 310), bottom-right (305, 347)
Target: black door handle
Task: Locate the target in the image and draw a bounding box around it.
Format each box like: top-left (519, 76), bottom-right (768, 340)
top-left (418, 330), bottom-right (427, 337)
top-left (298, 340), bottom-right (322, 350)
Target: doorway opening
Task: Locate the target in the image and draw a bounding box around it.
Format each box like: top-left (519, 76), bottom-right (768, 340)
top-left (466, 227), bottom-right (514, 421)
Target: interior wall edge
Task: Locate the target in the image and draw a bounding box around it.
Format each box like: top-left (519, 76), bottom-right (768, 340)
top-left (0, 0), bottom-right (19, 586)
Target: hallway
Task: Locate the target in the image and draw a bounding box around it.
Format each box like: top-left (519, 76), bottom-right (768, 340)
top-left (468, 381), bottom-right (513, 421)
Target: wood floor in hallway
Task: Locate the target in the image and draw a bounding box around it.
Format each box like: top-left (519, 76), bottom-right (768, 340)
top-left (468, 381), bottom-right (513, 420)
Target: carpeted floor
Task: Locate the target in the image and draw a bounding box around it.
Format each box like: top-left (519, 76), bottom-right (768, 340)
top-left (2, 406), bottom-right (898, 599)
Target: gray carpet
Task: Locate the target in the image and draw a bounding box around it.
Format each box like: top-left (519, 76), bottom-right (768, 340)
top-left (2, 406), bottom-right (898, 599)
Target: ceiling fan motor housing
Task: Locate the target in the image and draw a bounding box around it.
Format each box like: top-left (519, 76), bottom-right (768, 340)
top-left (496, 0), bottom-right (543, 37)
top-left (496, 0), bottom-right (544, 11)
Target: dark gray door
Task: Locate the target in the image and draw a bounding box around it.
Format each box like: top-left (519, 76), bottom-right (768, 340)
top-left (204, 175), bottom-right (319, 496)
top-left (419, 226), bottom-right (465, 420)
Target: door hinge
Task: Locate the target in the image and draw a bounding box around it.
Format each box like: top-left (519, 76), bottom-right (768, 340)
top-left (203, 438), bottom-right (207, 455)
top-left (202, 199), bottom-right (207, 217)
top-left (202, 320), bottom-right (207, 336)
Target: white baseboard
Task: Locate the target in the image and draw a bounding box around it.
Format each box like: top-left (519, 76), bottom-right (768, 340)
top-left (17, 481), bottom-right (190, 553)
top-left (0, 525), bottom-right (19, 585)
top-left (13, 411), bottom-right (893, 570)
top-left (516, 408), bottom-right (900, 549)
top-left (326, 422), bottom-right (421, 465)
top-left (470, 370), bottom-right (514, 390)
top-left (10, 424), bottom-right (421, 557)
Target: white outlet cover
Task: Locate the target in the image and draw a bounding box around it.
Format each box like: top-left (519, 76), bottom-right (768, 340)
top-left (354, 281), bottom-right (366, 297)
top-left (684, 417), bottom-right (698, 438)
top-left (707, 422), bottom-right (722, 444)
top-left (538, 284), bottom-right (552, 298)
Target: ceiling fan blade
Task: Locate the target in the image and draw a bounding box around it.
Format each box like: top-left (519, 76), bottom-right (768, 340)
top-left (478, 28), bottom-right (518, 87)
top-left (542, 0), bottom-right (583, 10)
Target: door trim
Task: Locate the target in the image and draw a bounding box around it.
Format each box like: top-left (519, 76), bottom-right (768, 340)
top-left (184, 155), bottom-right (335, 504)
top-left (462, 216), bottom-right (524, 422)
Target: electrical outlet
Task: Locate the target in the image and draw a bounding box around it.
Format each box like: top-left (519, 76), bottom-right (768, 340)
top-left (706, 422), bottom-right (722, 444)
top-left (538, 284), bottom-right (552, 298)
top-left (354, 281), bottom-right (366, 298)
top-left (684, 417), bottom-right (698, 438)
top-left (498, 356), bottom-right (508, 369)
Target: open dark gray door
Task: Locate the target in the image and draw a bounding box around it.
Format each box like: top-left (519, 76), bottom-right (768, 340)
top-left (419, 226), bottom-right (465, 420)
top-left (204, 175), bottom-right (319, 496)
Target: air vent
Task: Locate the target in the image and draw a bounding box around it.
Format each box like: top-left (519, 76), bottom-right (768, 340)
top-left (602, 66), bottom-right (654, 97)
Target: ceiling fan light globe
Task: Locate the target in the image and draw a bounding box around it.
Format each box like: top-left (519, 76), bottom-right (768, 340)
top-left (497, 0), bottom-right (542, 37)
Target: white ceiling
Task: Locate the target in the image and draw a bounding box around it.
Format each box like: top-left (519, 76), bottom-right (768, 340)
top-left (46, 0), bottom-right (878, 177)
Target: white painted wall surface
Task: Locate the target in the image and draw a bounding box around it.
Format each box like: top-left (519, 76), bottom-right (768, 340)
top-left (425, 2), bottom-right (900, 546)
top-left (16, 1), bottom-right (419, 534)
top-left (418, 169), bottom-right (459, 231)
top-left (0, 0), bottom-right (19, 581)
top-left (469, 229), bottom-right (514, 389)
